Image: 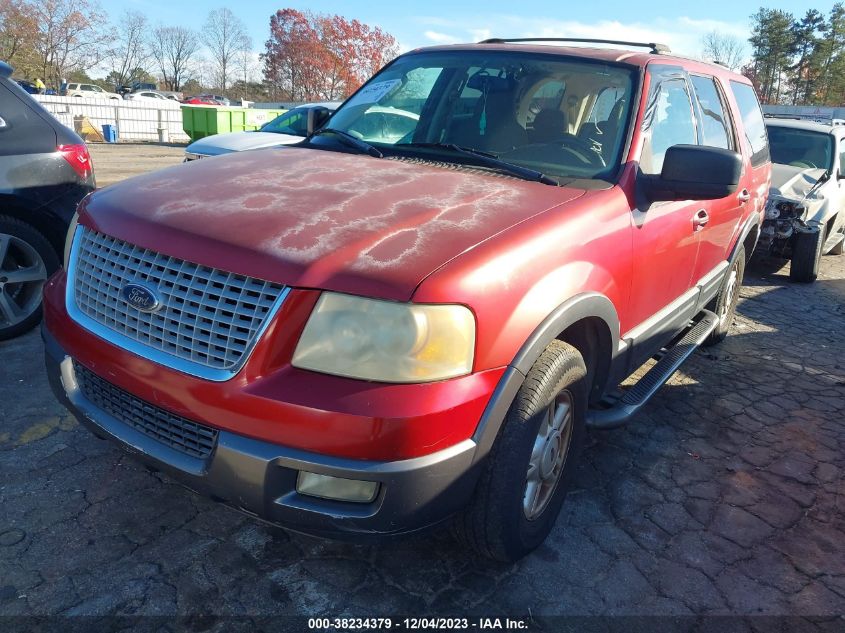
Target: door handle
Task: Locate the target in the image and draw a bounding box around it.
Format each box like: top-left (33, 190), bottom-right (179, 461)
top-left (693, 209), bottom-right (709, 231)
top-left (737, 189), bottom-right (751, 203)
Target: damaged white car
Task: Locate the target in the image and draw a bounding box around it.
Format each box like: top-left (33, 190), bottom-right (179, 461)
top-left (759, 118), bottom-right (845, 282)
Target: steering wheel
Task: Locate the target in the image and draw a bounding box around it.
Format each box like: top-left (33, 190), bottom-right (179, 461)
top-left (789, 160), bottom-right (817, 169)
top-left (503, 134), bottom-right (606, 168)
top-left (555, 134), bottom-right (606, 167)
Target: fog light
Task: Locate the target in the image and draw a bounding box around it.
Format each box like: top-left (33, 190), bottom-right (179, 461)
top-left (296, 471), bottom-right (379, 503)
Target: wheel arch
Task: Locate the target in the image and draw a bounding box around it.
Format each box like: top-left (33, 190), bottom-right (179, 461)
top-left (472, 292), bottom-right (620, 461)
top-left (731, 211), bottom-right (761, 265)
top-left (0, 194), bottom-right (65, 256)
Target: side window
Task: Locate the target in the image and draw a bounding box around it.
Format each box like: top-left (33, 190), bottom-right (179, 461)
top-left (264, 110), bottom-right (307, 135)
top-left (589, 87), bottom-right (625, 123)
top-left (640, 77), bottom-right (697, 175)
top-left (729, 81), bottom-right (770, 167)
top-left (838, 139), bottom-right (845, 176)
top-left (690, 75), bottom-right (733, 150)
top-left (525, 79), bottom-right (565, 127)
top-left (0, 82), bottom-right (54, 155)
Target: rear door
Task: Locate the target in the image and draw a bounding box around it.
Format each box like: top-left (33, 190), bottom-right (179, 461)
top-left (688, 74), bottom-right (749, 296)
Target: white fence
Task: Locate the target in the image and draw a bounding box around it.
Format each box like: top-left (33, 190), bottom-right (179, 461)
top-left (33, 95), bottom-right (190, 143)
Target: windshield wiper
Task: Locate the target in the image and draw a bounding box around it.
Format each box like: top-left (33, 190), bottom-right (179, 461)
top-left (311, 128), bottom-right (383, 158)
top-left (399, 142), bottom-right (558, 186)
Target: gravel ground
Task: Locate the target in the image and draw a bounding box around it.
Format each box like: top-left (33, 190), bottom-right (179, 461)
top-left (0, 144), bottom-right (843, 629)
top-left (88, 142), bottom-right (186, 187)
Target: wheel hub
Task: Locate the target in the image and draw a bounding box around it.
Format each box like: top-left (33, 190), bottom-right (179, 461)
top-left (720, 268), bottom-right (738, 323)
top-left (0, 233), bottom-right (48, 328)
top-left (523, 390), bottom-right (574, 521)
top-left (540, 432), bottom-right (561, 479)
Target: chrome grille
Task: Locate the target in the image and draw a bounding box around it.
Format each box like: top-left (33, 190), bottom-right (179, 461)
top-left (70, 228), bottom-right (286, 378)
top-left (74, 362), bottom-right (218, 459)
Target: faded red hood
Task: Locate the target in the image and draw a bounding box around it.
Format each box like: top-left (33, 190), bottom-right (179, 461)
top-left (81, 148), bottom-right (585, 301)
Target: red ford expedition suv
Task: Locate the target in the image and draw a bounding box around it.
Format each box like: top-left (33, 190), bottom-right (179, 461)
top-left (43, 39), bottom-right (771, 561)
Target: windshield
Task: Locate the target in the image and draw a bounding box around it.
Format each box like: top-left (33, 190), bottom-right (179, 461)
top-left (261, 107), bottom-right (310, 136)
top-left (767, 125), bottom-right (834, 170)
top-left (323, 51), bottom-right (636, 182)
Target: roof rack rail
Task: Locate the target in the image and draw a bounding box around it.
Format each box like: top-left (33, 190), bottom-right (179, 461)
top-left (478, 37), bottom-right (671, 55)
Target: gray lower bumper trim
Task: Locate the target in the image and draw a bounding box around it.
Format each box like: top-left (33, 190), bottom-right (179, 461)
top-left (43, 326), bottom-right (483, 539)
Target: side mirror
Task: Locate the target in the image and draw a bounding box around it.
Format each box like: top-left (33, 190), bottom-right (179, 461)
top-left (642, 144), bottom-right (742, 202)
top-left (306, 107), bottom-right (332, 135)
top-left (837, 169), bottom-right (845, 180)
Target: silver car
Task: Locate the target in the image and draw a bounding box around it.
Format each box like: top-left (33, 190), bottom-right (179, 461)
top-left (759, 117), bottom-right (845, 281)
top-left (184, 102), bottom-right (341, 161)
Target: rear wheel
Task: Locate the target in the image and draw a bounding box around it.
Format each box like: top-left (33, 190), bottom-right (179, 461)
top-left (0, 216), bottom-right (58, 340)
top-left (454, 340), bottom-right (587, 561)
top-left (790, 227), bottom-right (823, 283)
top-left (703, 247), bottom-right (745, 347)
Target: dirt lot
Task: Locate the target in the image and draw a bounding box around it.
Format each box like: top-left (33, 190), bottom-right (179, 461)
top-left (89, 142), bottom-right (186, 187)
top-left (1, 144), bottom-right (844, 627)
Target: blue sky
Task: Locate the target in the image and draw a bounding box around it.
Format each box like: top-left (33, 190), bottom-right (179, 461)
top-left (113, 0), bottom-right (822, 60)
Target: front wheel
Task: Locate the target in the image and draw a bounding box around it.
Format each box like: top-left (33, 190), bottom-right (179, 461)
top-left (454, 340), bottom-right (587, 562)
top-left (790, 227), bottom-right (823, 283)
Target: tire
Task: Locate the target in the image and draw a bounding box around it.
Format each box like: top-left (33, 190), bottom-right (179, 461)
top-left (830, 221), bottom-right (844, 255)
top-left (790, 227), bottom-right (823, 283)
top-left (0, 216), bottom-right (59, 340)
top-left (454, 340), bottom-right (588, 562)
top-left (703, 246), bottom-right (745, 347)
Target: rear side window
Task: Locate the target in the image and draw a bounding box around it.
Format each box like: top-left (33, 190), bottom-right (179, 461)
top-left (729, 81), bottom-right (769, 167)
top-left (0, 82), bottom-right (55, 155)
top-left (640, 78), bottom-right (697, 175)
top-left (690, 75), bottom-right (733, 150)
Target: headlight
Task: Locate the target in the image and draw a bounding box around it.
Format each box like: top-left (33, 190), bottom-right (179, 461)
top-left (63, 212), bottom-right (79, 268)
top-left (292, 292), bottom-right (475, 383)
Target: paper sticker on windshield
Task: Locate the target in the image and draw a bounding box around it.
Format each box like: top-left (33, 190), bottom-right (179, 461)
top-left (347, 79), bottom-right (402, 107)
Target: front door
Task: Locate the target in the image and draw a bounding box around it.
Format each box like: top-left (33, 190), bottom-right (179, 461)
top-left (627, 66), bottom-right (703, 362)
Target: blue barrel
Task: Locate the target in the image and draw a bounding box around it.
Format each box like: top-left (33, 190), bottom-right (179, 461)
top-left (102, 124), bottom-right (118, 143)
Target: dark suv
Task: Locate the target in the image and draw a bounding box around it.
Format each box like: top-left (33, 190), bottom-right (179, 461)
top-left (44, 40), bottom-right (770, 561)
top-left (0, 61), bottom-right (95, 339)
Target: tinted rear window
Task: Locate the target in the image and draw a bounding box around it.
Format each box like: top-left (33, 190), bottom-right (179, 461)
top-left (729, 81), bottom-right (769, 167)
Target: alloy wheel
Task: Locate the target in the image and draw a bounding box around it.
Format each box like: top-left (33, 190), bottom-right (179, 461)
top-left (523, 389), bottom-right (574, 520)
top-left (0, 233), bottom-right (48, 328)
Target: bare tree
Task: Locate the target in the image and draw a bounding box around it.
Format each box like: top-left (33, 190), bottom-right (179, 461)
top-left (106, 10), bottom-right (148, 88)
top-left (150, 25), bottom-right (199, 91)
top-left (701, 31), bottom-right (747, 71)
top-left (33, 0), bottom-right (109, 87)
top-left (202, 7), bottom-right (247, 91)
top-left (235, 36), bottom-right (258, 96)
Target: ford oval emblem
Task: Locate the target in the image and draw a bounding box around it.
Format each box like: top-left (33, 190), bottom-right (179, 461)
top-left (120, 282), bottom-right (162, 313)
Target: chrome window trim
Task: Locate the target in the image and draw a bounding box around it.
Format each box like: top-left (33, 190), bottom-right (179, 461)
top-left (64, 227), bottom-right (290, 382)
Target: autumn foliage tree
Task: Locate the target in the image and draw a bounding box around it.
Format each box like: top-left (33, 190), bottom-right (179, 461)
top-left (262, 9), bottom-right (399, 101)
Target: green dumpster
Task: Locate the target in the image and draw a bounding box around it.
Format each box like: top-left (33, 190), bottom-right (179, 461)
top-left (182, 106), bottom-right (287, 141)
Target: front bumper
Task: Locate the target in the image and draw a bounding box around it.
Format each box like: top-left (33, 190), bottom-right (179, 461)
top-left (43, 327), bottom-right (483, 539)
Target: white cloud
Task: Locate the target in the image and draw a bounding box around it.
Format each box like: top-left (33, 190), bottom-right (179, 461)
top-left (409, 15), bottom-right (749, 61)
top-left (423, 30), bottom-right (461, 44)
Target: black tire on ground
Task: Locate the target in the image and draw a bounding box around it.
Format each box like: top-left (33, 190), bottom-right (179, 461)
top-left (703, 246), bottom-right (746, 347)
top-left (790, 227), bottom-right (823, 283)
top-left (453, 339), bottom-right (588, 562)
top-left (0, 215), bottom-right (59, 341)
top-left (829, 225), bottom-right (844, 255)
